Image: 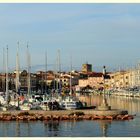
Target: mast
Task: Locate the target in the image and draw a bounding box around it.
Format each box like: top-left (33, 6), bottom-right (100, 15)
top-left (69, 54), bottom-right (72, 95)
top-left (56, 50), bottom-right (59, 94)
top-left (6, 46), bottom-right (9, 105)
top-left (41, 71), bottom-right (43, 94)
top-left (16, 42), bottom-right (20, 94)
top-left (2, 48), bottom-right (5, 92)
top-left (53, 60), bottom-right (56, 93)
top-left (58, 49), bottom-right (61, 94)
top-left (45, 50), bottom-right (47, 94)
top-left (58, 49), bottom-right (61, 73)
top-left (27, 43), bottom-right (31, 98)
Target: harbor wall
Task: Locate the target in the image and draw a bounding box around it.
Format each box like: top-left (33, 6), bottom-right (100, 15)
top-left (0, 109), bottom-right (127, 116)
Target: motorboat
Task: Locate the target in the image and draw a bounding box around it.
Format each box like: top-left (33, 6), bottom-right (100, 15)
top-left (59, 96), bottom-right (83, 110)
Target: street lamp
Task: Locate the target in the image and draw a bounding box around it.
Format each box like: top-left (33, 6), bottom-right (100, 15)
top-left (102, 66), bottom-right (107, 106)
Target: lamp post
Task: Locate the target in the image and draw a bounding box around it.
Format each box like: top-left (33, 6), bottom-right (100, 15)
top-left (102, 66), bottom-right (107, 106)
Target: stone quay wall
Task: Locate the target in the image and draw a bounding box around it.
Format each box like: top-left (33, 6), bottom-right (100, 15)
top-left (0, 109), bottom-right (128, 116)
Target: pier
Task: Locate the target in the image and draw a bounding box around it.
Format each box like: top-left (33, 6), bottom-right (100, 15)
top-left (0, 108), bottom-right (133, 121)
top-left (0, 109), bottom-right (128, 116)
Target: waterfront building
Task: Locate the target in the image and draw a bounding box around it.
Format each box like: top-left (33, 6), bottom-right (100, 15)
top-left (0, 74), bottom-right (6, 91)
top-left (18, 70), bottom-right (36, 92)
top-left (0, 73), bottom-right (15, 91)
top-left (60, 73), bottom-right (79, 87)
top-left (109, 71), bottom-right (130, 89)
top-left (132, 63), bottom-right (140, 87)
top-left (78, 72), bottom-right (104, 89)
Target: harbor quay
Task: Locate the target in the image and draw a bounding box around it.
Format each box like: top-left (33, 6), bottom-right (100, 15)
top-left (0, 109), bottom-right (128, 116)
top-left (0, 109), bottom-right (133, 121)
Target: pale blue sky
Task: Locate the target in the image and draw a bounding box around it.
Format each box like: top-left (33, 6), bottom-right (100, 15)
top-left (0, 4), bottom-right (140, 72)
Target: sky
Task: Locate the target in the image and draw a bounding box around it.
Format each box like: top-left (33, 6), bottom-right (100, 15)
top-left (0, 3), bottom-right (140, 72)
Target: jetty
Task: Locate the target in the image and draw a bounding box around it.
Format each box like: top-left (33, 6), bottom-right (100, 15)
top-left (0, 109), bottom-right (134, 121)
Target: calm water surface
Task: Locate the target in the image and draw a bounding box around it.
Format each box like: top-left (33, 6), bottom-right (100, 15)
top-left (1, 95), bottom-right (140, 137)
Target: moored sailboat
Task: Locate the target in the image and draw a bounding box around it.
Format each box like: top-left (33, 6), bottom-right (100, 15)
top-left (19, 43), bottom-right (31, 110)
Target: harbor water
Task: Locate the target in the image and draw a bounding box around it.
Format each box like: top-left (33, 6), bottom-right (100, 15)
top-left (1, 95), bottom-right (140, 137)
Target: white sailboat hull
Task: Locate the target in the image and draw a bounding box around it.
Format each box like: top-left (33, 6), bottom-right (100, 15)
top-left (20, 104), bottom-right (31, 111)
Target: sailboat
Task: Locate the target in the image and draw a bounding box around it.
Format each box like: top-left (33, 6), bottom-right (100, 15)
top-left (40, 51), bottom-right (50, 110)
top-left (0, 48), bottom-right (6, 106)
top-left (9, 42), bottom-right (20, 107)
top-left (19, 43), bottom-right (32, 110)
top-left (1, 46), bottom-right (10, 111)
top-left (59, 55), bottom-right (83, 110)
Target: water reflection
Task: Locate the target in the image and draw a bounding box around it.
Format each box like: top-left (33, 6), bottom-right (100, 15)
top-left (44, 120), bottom-right (77, 137)
top-left (44, 120), bottom-right (60, 136)
top-left (15, 121), bottom-right (31, 137)
top-left (43, 119), bottom-right (112, 137)
top-left (16, 121), bottom-right (20, 137)
top-left (79, 95), bottom-right (140, 115)
top-left (3, 122), bottom-right (9, 136)
top-left (98, 120), bottom-right (111, 137)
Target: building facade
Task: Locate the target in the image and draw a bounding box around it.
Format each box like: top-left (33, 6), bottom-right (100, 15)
top-left (78, 72), bottom-right (104, 89)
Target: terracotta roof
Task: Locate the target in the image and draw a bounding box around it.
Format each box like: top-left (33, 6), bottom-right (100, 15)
top-left (46, 77), bottom-right (54, 80)
top-left (89, 72), bottom-right (103, 77)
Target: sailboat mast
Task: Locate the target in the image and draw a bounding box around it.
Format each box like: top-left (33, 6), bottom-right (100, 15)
top-left (53, 60), bottom-right (56, 92)
top-left (16, 42), bottom-right (20, 94)
top-left (27, 44), bottom-right (31, 98)
top-left (56, 50), bottom-right (59, 94)
top-left (6, 46), bottom-right (9, 104)
top-left (70, 55), bottom-right (72, 95)
top-left (58, 49), bottom-right (61, 73)
top-left (58, 49), bottom-right (61, 94)
top-left (45, 51), bottom-right (47, 93)
top-left (2, 48), bottom-right (5, 92)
